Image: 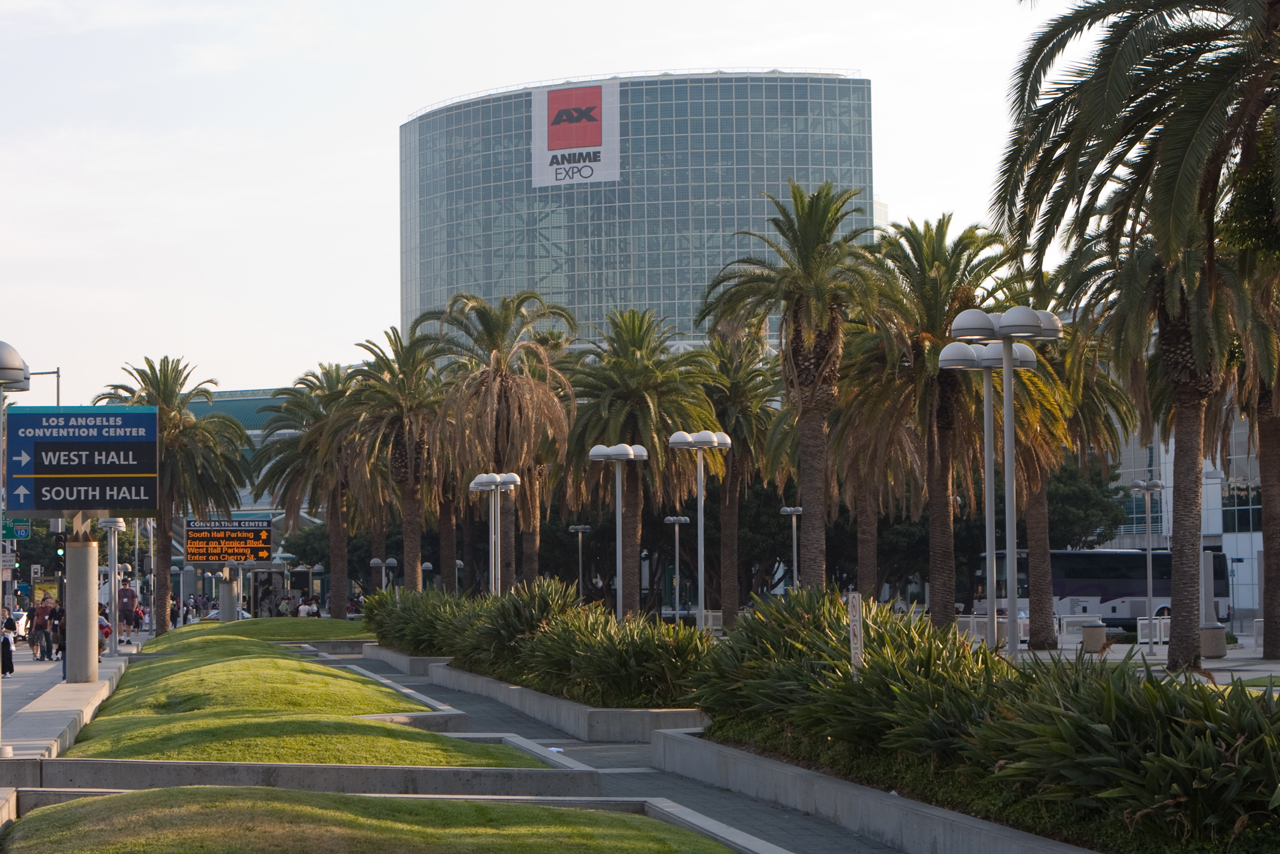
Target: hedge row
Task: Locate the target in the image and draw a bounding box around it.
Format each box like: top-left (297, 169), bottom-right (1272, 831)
top-left (362, 579), bottom-right (709, 708)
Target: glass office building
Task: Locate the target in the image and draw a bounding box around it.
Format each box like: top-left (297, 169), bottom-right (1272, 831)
top-left (400, 71), bottom-right (874, 341)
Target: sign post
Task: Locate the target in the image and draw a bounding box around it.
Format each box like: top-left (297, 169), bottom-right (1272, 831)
top-left (4, 406), bottom-right (158, 686)
top-left (848, 593), bottom-right (864, 673)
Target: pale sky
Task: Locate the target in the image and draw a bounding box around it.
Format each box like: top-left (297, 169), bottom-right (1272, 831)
top-left (0, 0), bottom-right (1076, 408)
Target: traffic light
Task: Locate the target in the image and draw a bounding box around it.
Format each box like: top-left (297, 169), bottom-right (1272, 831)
top-left (53, 533), bottom-right (66, 575)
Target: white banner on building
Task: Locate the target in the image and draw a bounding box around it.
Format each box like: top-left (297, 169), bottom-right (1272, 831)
top-left (531, 81), bottom-right (620, 188)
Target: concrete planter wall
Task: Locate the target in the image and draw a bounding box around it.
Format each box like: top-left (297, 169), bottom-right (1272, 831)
top-left (362, 644), bottom-right (451, 676)
top-left (428, 664), bottom-right (708, 743)
top-left (0, 758), bottom-right (599, 798)
top-left (651, 729), bottom-right (1100, 854)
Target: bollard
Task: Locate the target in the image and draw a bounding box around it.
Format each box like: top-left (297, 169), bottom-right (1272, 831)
top-left (66, 517), bottom-right (99, 684)
top-left (219, 580), bottom-right (237, 622)
top-left (1081, 620), bottom-right (1108, 654)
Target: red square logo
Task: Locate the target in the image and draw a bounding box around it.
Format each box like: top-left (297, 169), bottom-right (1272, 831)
top-left (547, 86), bottom-right (602, 151)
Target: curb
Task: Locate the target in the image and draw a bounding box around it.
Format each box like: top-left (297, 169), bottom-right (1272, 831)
top-left (362, 644), bottom-right (450, 675)
top-left (651, 729), bottom-right (1101, 854)
top-left (428, 663), bottom-right (708, 743)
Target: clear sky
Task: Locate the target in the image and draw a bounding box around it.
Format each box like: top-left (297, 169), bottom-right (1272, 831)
top-left (0, 0), bottom-right (1075, 408)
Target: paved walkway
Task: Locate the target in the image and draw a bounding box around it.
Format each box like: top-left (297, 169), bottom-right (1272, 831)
top-left (2, 657), bottom-right (67, 727)
top-left (334, 656), bottom-right (897, 854)
top-left (1031, 640), bottom-right (1280, 681)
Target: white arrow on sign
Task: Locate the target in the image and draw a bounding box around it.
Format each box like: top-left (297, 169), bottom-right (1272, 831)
top-left (11, 451), bottom-right (29, 466)
top-left (12, 486), bottom-right (29, 504)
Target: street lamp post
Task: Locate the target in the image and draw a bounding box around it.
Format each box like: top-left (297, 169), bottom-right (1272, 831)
top-left (469, 473), bottom-right (521, 596)
top-left (370, 558), bottom-right (384, 592)
top-left (588, 444), bottom-right (649, 619)
top-left (780, 508), bottom-right (802, 592)
top-left (664, 516), bottom-right (689, 620)
top-left (569, 526), bottom-right (591, 599)
top-left (100, 518), bottom-right (126, 655)
top-left (945, 306), bottom-right (1061, 654)
top-left (669, 431), bottom-right (731, 631)
top-left (1130, 480), bottom-right (1164, 652)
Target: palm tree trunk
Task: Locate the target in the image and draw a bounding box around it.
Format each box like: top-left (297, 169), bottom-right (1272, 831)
top-left (928, 424), bottom-right (956, 628)
top-left (500, 491), bottom-right (517, 592)
top-left (439, 496), bottom-right (457, 594)
top-left (154, 502), bottom-right (173, 636)
top-left (1167, 388), bottom-right (1206, 670)
top-left (621, 464), bottom-right (643, 615)
top-left (856, 481), bottom-right (878, 600)
top-left (1026, 476), bottom-right (1056, 650)
top-left (720, 455), bottom-right (741, 628)
top-left (521, 474), bottom-right (541, 579)
top-left (1259, 388), bottom-right (1280, 660)
top-left (327, 485), bottom-right (349, 618)
top-left (797, 408), bottom-right (828, 587)
top-left (462, 501), bottom-right (477, 594)
top-left (402, 476), bottom-right (423, 592)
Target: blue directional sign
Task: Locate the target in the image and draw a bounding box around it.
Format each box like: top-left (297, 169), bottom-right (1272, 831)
top-left (5, 406), bottom-right (159, 517)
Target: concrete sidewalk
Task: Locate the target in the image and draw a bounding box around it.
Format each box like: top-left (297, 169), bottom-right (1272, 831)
top-left (2, 654), bottom-right (129, 760)
top-left (331, 655), bottom-right (897, 854)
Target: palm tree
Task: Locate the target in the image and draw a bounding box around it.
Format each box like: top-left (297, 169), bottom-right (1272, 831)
top-left (413, 290), bottom-right (576, 591)
top-left (998, 2), bottom-right (1259, 669)
top-left (700, 181), bottom-right (886, 586)
top-left (93, 357), bottom-right (249, 635)
top-left (860, 216), bottom-right (1008, 627)
top-left (255, 364), bottom-right (355, 617)
top-left (567, 309), bottom-right (719, 615)
top-left (705, 331), bottom-right (778, 627)
top-left (345, 328), bottom-right (446, 594)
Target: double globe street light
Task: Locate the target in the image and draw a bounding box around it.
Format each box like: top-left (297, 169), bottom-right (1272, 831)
top-left (468, 473), bottom-right (521, 596)
top-left (588, 444), bottom-right (648, 618)
top-left (664, 516), bottom-right (689, 621)
top-left (669, 430), bottom-right (731, 631)
top-left (939, 306), bottom-right (1062, 654)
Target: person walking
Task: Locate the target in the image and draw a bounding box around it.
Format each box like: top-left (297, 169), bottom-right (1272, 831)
top-left (118, 580), bottom-right (139, 646)
top-left (1, 607), bottom-right (15, 678)
top-left (49, 599), bottom-right (65, 661)
top-left (23, 609), bottom-right (37, 660)
top-left (32, 595), bottom-right (53, 661)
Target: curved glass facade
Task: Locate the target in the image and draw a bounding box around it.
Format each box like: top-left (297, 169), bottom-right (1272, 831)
top-left (400, 72), bottom-right (874, 340)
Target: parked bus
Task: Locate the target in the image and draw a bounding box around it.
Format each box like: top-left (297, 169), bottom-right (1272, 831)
top-left (971, 549), bottom-right (1230, 631)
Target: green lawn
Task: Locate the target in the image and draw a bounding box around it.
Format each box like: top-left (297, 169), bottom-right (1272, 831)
top-left (144, 617), bottom-right (373, 650)
top-left (70, 630), bottom-right (536, 768)
top-left (1, 787), bottom-right (732, 854)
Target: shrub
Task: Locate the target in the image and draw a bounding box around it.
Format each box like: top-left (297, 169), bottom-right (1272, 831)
top-left (965, 654), bottom-right (1280, 843)
top-left (446, 578), bottom-right (578, 680)
top-left (520, 606), bottom-right (711, 708)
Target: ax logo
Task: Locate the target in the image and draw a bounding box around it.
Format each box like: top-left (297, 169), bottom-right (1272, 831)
top-left (547, 85), bottom-right (602, 151)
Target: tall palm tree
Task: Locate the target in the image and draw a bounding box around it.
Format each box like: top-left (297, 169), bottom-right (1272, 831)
top-left (414, 290), bottom-right (576, 591)
top-left (705, 331), bottom-right (778, 627)
top-left (567, 309), bottom-right (719, 615)
top-left (345, 328), bottom-right (446, 594)
top-left (859, 216), bottom-right (1008, 627)
top-left (93, 357), bottom-right (249, 635)
top-left (997, 2), bottom-right (1260, 669)
top-left (255, 364), bottom-right (355, 617)
top-left (1058, 220), bottom-right (1240, 668)
top-left (700, 181), bottom-right (885, 586)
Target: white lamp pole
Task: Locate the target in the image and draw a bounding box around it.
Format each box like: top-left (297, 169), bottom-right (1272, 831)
top-left (944, 307), bottom-right (1061, 653)
top-left (665, 516), bottom-right (689, 620)
top-left (469, 473), bottom-right (520, 596)
top-left (669, 431), bottom-right (730, 630)
top-left (588, 444), bottom-right (648, 619)
top-left (781, 507), bottom-right (802, 592)
top-left (101, 518), bottom-right (126, 655)
top-left (569, 525), bottom-right (591, 600)
top-left (1131, 480), bottom-right (1164, 653)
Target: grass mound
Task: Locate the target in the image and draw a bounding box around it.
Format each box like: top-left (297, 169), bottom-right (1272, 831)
top-left (145, 617), bottom-right (372, 651)
top-left (69, 630), bottom-right (536, 768)
top-left (1, 786), bottom-right (732, 854)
